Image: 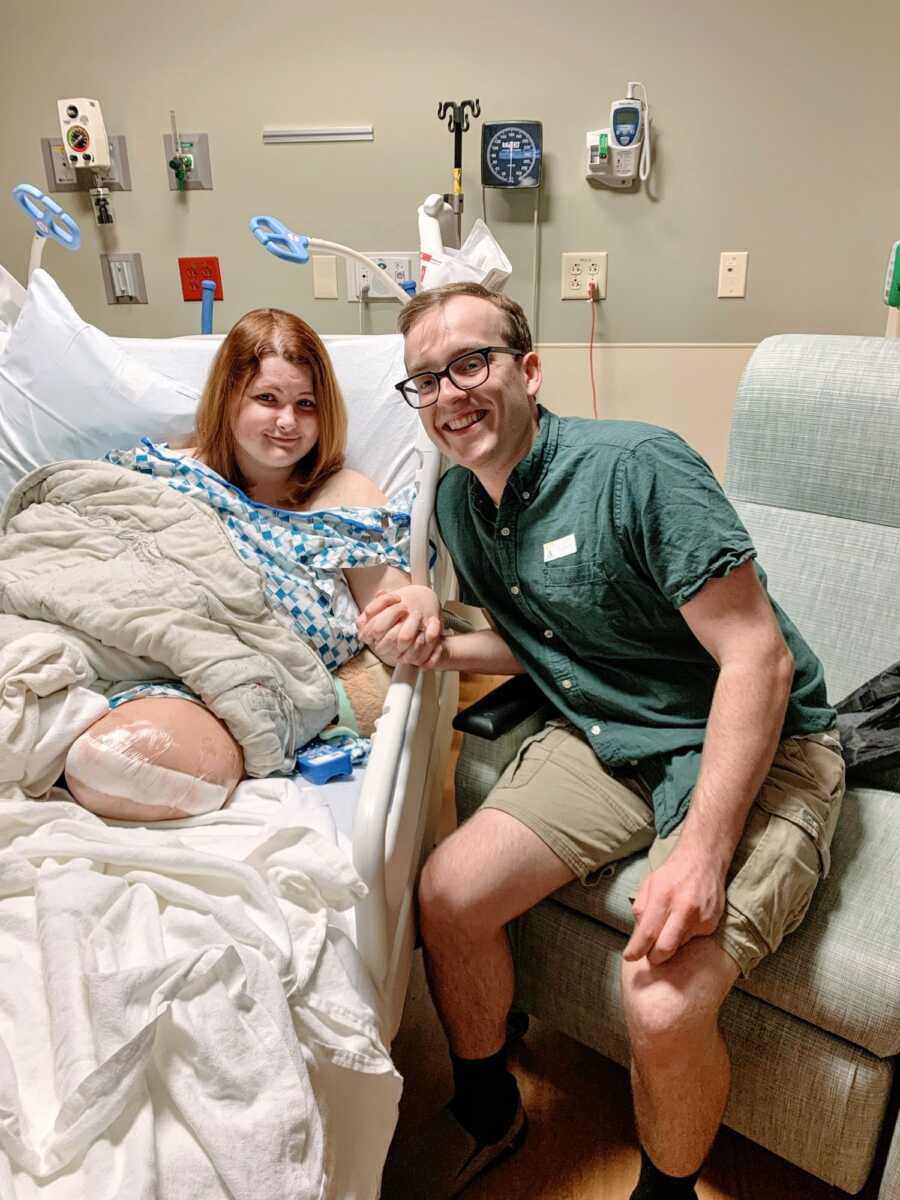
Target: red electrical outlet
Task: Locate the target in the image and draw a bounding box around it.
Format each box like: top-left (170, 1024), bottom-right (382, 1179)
top-left (178, 256), bottom-right (223, 301)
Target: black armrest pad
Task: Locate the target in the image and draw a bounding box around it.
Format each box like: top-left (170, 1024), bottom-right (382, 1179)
top-left (452, 675), bottom-right (548, 740)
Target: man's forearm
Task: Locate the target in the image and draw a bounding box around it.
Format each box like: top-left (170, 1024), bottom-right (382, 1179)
top-left (441, 629), bottom-right (525, 675)
top-left (678, 648), bottom-right (794, 874)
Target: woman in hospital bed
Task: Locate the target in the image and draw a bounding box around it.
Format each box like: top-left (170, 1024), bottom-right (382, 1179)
top-left (63, 307), bottom-right (412, 822)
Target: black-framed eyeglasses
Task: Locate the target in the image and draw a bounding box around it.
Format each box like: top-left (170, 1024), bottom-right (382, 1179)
top-left (394, 346), bottom-right (524, 409)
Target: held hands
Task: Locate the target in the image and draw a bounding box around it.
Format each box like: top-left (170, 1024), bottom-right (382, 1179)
top-left (357, 585), bottom-right (447, 669)
top-left (623, 847), bottom-right (726, 967)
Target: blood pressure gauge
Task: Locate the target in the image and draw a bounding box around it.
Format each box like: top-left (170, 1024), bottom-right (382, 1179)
top-left (481, 121), bottom-right (543, 189)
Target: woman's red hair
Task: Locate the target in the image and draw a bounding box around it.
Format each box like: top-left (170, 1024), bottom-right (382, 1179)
top-left (194, 308), bottom-right (347, 506)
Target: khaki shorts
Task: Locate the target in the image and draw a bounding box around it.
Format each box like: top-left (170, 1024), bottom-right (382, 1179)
top-left (483, 720), bottom-right (845, 976)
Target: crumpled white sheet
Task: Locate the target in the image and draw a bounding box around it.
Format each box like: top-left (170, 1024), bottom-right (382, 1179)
top-left (0, 777), bottom-right (401, 1200)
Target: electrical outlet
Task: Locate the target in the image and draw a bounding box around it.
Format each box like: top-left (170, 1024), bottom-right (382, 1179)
top-left (178, 257), bottom-right (223, 301)
top-left (561, 253), bottom-right (608, 300)
top-left (346, 253), bottom-right (416, 301)
top-left (717, 251), bottom-right (748, 298)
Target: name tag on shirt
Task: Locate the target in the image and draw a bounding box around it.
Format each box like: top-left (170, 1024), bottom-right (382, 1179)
top-left (543, 533), bottom-right (577, 562)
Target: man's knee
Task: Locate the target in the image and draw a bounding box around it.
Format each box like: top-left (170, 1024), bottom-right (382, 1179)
top-left (419, 843), bottom-right (481, 944)
top-left (621, 943), bottom-right (734, 1062)
top-left (417, 832), bottom-right (506, 948)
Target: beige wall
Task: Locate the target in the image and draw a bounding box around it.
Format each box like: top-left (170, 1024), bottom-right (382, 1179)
top-left (538, 343), bottom-right (754, 479)
top-left (2, 0), bottom-right (898, 345)
top-left (0, 3), bottom-right (894, 462)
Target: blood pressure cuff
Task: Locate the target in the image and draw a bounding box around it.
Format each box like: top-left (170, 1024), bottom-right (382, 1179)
top-left (834, 662), bottom-right (900, 784)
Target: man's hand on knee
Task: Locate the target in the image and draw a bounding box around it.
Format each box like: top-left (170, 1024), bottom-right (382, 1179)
top-left (624, 850), bottom-right (725, 966)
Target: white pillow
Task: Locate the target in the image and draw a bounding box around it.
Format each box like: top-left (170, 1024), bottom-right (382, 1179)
top-left (0, 270), bottom-right (199, 499)
top-left (0, 262), bottom-right (26, 330)
top-left (0, 270), bottom-right (419, 500)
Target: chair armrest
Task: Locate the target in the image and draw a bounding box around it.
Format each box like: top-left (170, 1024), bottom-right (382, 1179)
top-left (452, 674), bottom-right (547, 740)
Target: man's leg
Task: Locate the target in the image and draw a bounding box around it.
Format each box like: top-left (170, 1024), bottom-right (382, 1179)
top-left (623, 937), bottom-right (739, 1187)
top-left (418, 806), bottom-right (575, 1061)
top-left (381, 722), bottom-right (655, 1197)
top-left (621, 727), bottom-right (845, 1196)
top-left (421, 719), bottom-right (655, 1071)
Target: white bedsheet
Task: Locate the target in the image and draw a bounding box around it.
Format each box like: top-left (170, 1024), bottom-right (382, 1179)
top-left (0, 777), bottom-right (401, 1200)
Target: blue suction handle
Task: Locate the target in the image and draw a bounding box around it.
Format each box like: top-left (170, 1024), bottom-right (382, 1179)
top-left (201, 279), bottom-right (216, 334)
top-left (13, 184), bottom-right (81, 251)
top-left (249, 215), bottom-right (309, 264)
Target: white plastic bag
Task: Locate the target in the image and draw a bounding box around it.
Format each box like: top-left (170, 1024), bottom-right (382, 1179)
top-left (419, 219), bottom-right (512, 293)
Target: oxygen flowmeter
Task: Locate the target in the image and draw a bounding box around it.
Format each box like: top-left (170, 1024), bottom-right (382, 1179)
top-left (57, 97), bottom-right (115, 224)
top-left (586, 82), bottom-right (652, 188)
top-left (885, 241), bottom-right (900, 338)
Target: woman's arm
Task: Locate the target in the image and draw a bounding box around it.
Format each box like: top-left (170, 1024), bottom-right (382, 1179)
top-left (345, 562), bottom-right (413, 614)
top-left (331, 469), bottom-right (420, 650)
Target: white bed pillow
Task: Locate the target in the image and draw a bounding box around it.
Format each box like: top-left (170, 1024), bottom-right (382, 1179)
top-left (0, 263), bottom-right (27, 330)
top-left (0, 270), bottom-right (418, 500)
top-left (0, 271), bottom-right (199, 499)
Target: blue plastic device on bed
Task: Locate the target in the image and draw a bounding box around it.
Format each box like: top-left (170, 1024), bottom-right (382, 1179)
top-left (249, 215), bottom-right (310, 264)
top-left (296, 744), bottom-right (354, 784)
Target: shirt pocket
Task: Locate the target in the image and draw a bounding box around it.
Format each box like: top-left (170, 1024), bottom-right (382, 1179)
top-left (540, 555), bottom-right (627, 643)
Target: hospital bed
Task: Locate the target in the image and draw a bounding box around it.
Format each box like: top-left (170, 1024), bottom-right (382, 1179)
top-left (0, 263), bottom-right (458, 1199)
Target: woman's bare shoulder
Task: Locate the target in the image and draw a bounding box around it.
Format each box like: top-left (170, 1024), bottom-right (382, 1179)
top-left (316, 468), bottom-right (387, 507)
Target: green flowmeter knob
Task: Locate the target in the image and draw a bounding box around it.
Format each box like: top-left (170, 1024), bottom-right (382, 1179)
top-left (885, 241), bottom-right (900, 308)
top-left (168, 153), bottom-right (194, 192)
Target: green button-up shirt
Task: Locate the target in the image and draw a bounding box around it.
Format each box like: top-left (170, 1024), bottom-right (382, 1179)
top-left (436, 407), bottom-right (834, 836)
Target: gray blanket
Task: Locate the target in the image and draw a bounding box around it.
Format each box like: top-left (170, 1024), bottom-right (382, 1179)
top-left (0, 461), bottom-right (338, 777)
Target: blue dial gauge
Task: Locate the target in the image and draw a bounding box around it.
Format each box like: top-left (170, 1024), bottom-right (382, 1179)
top-left (481, 121), bottom-right (543, 189)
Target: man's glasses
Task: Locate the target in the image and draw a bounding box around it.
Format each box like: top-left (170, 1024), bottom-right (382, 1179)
top-left (395, 347), bottom-right (524, 409)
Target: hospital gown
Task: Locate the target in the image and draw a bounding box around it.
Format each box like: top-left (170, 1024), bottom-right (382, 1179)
top-left (105, 439), bottom-right (413, 764)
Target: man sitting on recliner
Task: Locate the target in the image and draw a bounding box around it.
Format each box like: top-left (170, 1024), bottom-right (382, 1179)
top-left (359, 282), bottom-right (845, 1200)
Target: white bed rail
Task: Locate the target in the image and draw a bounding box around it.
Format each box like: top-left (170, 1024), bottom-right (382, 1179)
top-left (352, 427), bottom-right (448, 1022)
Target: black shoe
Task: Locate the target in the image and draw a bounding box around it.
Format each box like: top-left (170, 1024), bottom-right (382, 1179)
top-left (379, 1100), bottom-right (527, 1198)
top-left (505, 1009), bottom-right (530, 1046)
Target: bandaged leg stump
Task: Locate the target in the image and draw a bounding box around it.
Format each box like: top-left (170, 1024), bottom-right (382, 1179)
top-left (65, 697), bottom-right (243, 821)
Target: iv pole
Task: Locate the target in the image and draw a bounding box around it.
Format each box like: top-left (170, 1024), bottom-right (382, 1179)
top-left (437, 99), bottom-right (480, 246)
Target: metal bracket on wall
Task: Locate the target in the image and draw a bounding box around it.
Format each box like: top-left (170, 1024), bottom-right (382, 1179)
top-left (41, 134), bottom-right (132, 193)
top-left (99, 253), bottom-right (148, 304)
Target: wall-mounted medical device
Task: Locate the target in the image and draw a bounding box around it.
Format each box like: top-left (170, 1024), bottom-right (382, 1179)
top-left (586, 82), bottom-right (652, 188)
top-left (57, 98), bottom-right (115, 224)
top-left (478, 119), bottom-right (544, 337)
top-left (164, 111), bottom-right (214, 191)
top-left (885, 241), bottom-right (900, 338)
top-left (481, 122), bottom-right (543, 189)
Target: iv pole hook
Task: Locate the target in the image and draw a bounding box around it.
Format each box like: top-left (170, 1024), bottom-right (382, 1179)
top-left (436, 99), bottom-right (481, 244)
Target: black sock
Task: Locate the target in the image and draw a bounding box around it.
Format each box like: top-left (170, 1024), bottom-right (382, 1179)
top-left (449, 1047), bottom-right (520, 1144)
top-left (629, 1146), bottom-right (701, 1199)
